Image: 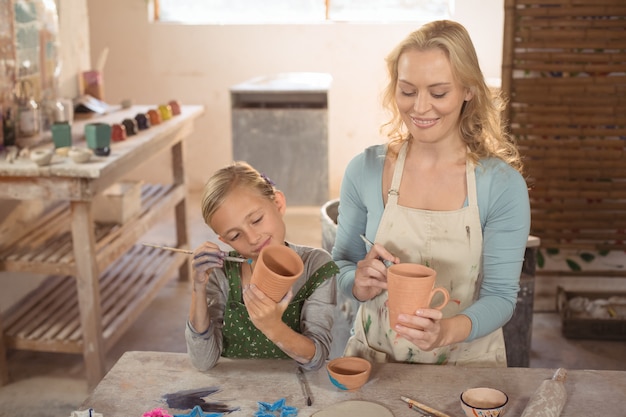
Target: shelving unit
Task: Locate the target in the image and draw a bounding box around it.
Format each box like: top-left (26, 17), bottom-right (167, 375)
top-left (0, 105), bottom-right (204, 389)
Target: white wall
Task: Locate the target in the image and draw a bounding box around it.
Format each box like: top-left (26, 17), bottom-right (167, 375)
top-left (86, 0), bottom-right (504, 198)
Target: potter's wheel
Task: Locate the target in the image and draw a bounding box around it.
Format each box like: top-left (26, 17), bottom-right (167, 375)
top-left (312, 400), bottom-right (394, 416)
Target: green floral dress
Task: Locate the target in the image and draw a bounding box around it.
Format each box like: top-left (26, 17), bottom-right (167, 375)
top-left (221, 256), bottom-right (338, 358)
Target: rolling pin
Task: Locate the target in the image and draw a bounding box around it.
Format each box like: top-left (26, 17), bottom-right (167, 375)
top-left (520, 368), bottom-right (568, 417)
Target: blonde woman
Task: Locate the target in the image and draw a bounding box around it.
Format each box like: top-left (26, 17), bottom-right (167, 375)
top-left (333, 20), bottom-right (530, 366)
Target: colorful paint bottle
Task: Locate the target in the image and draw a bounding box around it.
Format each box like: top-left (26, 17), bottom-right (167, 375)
top-left (158, 104), bottom-right (172, 121)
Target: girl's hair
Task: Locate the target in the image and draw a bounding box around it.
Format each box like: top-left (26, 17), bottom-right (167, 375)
top-left (200, 161), bottom-right (276, 227)
top-left (381, 20), bottom-right (523, 173)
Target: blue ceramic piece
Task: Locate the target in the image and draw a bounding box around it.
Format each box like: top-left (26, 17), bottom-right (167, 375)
top-left (254, 398), bottom-right (297, 417)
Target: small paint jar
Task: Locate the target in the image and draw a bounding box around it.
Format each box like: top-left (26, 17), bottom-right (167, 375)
top-left (111, 123), bottom-right (127, 142)
top-left (168, 100), bottom-right (181, 116)
top-left (135, 113), bottom-right (150, 130)
top-left (122, 118), bottom-right (138, 136)
top-left (158, 104), bottom-right (172, 121)
top-left (85, 123), bottom-right (111, 157)
top-left (51, 122), bottom-right (72, 148)
top-left (147, 109), bottom-right (162, 126)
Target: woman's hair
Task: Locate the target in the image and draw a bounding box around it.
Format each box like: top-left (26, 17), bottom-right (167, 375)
top-left (200, 161), bottom-right (276, 227)
top-left (381, 20), bottom-right (523, 173)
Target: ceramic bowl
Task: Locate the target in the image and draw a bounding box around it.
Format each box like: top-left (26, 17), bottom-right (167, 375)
top-left (68, 147), bottom-right (92, 164)
top-left (326, 356), bottom-right (372, 391)
top-left (30, 149), bottom-right (54, 166)
top-left (460, 387), bottom-right (508, 417)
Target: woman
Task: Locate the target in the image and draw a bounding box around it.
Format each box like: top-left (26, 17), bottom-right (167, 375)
top-left (332, 20), bottom-right (530, 366)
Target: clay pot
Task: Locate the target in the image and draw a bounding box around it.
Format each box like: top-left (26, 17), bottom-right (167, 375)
top-left (386, 263), bottom-right (449, 329)
top-left (326, 357), bottom-right (372, 391)
top-left (460, 387), bottom-right (508, 417)
top-left (250, 245), bottom-right (303, 302)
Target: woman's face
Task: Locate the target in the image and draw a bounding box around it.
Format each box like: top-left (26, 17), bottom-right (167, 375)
top-left (395, 47), bottom-right (472, 145)
top-left (210, 186), bottom-right (286, 259)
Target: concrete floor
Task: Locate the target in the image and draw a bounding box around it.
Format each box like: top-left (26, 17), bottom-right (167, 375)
top-left (1, 193), bottom-right (625, 417)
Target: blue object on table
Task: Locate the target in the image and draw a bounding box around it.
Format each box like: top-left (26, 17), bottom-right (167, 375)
top-left (254, 398), bottom-right (298, 417)
top-left (173, 405), bottom-right (222, 417)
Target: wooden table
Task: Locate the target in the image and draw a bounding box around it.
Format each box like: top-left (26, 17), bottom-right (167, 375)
top-left (0, 105), bottom-right (203, 389)
top-left (82, 351), bottom-right (625, 416)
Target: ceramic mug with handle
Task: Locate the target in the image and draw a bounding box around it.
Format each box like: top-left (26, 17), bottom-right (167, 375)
top-left (387, 263), bottom-right (449, 329)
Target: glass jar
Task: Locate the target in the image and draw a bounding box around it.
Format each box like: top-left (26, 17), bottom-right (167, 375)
top-left (15, 80), bottom-right (41, 138)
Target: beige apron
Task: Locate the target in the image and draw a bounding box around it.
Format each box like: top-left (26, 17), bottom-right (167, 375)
top-left (344, 142), bottom-right (507, 367)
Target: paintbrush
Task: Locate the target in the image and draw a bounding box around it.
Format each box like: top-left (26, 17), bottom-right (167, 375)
top-left (141, 243), bottom-right (251, 263)
top-left (359, 234), bottom-right (394, 267)
top-left (296, 366), bottom-right (313, 406)
top-left (400, 396), bottom-right (451, 417)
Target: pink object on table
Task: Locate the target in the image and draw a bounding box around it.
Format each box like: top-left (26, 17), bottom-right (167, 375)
top-left (143, 408), bottom-right (173, 417)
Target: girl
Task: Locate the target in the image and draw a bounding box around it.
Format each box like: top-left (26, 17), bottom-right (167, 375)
top-left (185, 161), bottom-right (338, 371)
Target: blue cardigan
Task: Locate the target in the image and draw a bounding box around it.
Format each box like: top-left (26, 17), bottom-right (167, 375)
top-left (332, 144), bottom-right (531, 341)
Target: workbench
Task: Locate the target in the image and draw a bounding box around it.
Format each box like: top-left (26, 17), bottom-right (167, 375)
top-left (81, 351), bottom-right (625, 416)
top-left (0, 105), bottom-right (204, 389)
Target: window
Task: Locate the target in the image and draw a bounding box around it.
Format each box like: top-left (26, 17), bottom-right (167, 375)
top-left (154, 0), bottom-right (453, 24)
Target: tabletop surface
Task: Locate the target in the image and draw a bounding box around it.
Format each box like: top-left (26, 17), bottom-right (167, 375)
top-left (81, 351), bottom-right (625, 417)
top-left (0, 105), bottom-right (204, 179)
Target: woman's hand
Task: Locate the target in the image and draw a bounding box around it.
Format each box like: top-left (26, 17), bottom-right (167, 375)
top-left (243, 284), bottom-right (292, 336)
top-left (192, 241), bottom-right (225, 291)
top-left (352, 243), bottom-right (399, 301)
top-left (394, 308), bottom-right (445, 351)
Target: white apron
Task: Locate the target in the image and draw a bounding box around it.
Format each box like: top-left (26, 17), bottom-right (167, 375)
top-left (344, 143), bottom-right (507, 366)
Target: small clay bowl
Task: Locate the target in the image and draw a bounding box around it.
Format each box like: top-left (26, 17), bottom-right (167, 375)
top-left (460, 387), bottom-right (508, 417)
top-left (326, 357), bottom-right (372, 391)
top-left (30, 149), bottom-right (54, 166)
top-left (68, 147), bottom-right (93, 164)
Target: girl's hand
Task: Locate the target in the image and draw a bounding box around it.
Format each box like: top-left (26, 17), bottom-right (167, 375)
top-left (243, 284), bottom-right (292, 335)
top-left (192, 242), bottom-right (225, 289)
top-left (353, 243), bottom-right (398, 301)
top-left (393, 308), bottom-right (445, 351)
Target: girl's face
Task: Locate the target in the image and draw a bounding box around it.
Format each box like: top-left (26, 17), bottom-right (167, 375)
top-left (210, 186), bottom-right (287, 259)
top-left (395, 48), bottom-right (472, 146)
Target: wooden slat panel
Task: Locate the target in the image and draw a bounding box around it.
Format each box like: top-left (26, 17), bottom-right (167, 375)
top-left (502, 1), bottom-right (626, 254)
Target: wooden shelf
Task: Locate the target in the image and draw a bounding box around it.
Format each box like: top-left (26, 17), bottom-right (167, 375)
top-left (2, 244), bottom-right (186, 354)
top-left (0, 104), bottom-right (203, 389)
top-left (0, 183), bottom-right (187, 275)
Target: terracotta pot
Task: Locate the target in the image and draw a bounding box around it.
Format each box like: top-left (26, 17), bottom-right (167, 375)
top-left (326, 356), bottom-right (372, 391)
top-left (250, 245), bottom-right (303, 302)
top-left (387, 263), bottom-right (449, 329)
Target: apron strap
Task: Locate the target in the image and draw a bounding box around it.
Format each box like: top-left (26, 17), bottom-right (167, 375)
top-left (387, 141), bottom-right (409, 204)
top-left (466, 159), bottom-right (478, 207)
